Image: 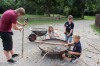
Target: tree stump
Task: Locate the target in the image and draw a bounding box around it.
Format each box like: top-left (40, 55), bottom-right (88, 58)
top-left (95, 14), bottom-right (100, 28)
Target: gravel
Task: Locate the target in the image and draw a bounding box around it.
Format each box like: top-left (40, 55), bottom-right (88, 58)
top-left (0, 20), bottom-right (100, 66)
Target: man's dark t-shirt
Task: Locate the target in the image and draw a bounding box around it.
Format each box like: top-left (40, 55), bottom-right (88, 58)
top-left (0, 10), bottom-right (17, 32)
top-left (64, 22), bottom-right (74, 36)
top-left (73, 41), bottom-right (82, 57)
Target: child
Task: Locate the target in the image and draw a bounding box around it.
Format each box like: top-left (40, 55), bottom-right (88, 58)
top-left (48, 25), bottom-right (60, 39)
top-left (64, 15), bottom-right (74, 43)
top-left (62, 35), bottom-right (82, 63)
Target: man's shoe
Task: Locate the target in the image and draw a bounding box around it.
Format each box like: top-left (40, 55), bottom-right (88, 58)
top-left (12, 54), bottom-right (19, 58)
top-left (7, 59), bottom-right (16, 63)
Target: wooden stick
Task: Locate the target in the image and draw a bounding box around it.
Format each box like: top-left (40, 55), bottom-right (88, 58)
top-left (35, 41), bottom-right (68, 45)
top-left (22, 27), bottom-right (24, 58)
top-left (35, 51), bottom-right (49, 63)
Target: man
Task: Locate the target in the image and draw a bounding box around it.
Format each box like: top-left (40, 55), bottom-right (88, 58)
top-left (0, 7), bottom-right (27, 63)
top-left (62, 35), bottom-right (82, 63)
top-left (64, 15), bottom-right (74, 43)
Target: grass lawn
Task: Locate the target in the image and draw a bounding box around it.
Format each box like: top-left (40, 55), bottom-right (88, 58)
top-left (84, 16), bottom-right (95, 20)
top-left (18, 15), bottom-right (67, 25)
top-left (18, 15), bottom-right (95, 25)
top-left (91, 24), bottom-right (100, 34)
top-left (0, 14), bottom-right (95, 25)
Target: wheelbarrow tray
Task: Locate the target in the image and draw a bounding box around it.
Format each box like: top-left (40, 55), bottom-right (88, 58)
top-left (38, 39), bottom-right (68, 59)
top-left (32, 28), bottom-right (47, 36)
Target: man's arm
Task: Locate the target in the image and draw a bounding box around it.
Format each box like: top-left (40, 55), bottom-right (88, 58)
top-left (17, 21), bottom-right (28, 26)
top-left (17, 21), bottom-right (23, 26)
top-left (12, 23), bottom-right (23, 30)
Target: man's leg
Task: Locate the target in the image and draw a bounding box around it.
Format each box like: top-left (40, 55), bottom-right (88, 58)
top-left (10, 50), bottom-right (14, 56)
top-left (1, 33), bottom-right (16, 63)
top-left (4, 51), bottom-right (10, 60)
top-left (10, 50), bottom-right (19, 58)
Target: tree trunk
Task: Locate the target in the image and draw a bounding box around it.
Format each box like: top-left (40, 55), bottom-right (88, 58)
top-left (45, 0), bottom-right (51, 17)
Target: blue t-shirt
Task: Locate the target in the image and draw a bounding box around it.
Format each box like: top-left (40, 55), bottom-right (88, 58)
top-left (73, 41), bottom-right (82, 57)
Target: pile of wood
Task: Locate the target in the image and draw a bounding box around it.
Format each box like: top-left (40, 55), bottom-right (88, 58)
top-left (95, 14), bottom-right (100, 28)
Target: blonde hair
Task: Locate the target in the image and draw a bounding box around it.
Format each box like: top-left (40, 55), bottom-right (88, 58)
top-left (15, 7), bottom-right (25, 15)
top-left (48, 25), bottom-right (54, 33)
top-left (73, 35), bottom-right (80, 39)
top-left (68, 15), bottom-right (73, 20)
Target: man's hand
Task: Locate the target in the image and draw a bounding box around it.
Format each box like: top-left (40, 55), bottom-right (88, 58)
top-left (19, 26), bottom-right (24, 31)
top-left (22, 22), bottom-right (28, 26)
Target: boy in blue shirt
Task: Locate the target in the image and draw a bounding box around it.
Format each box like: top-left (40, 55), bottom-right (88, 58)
top-left (64, 15), bottom-right (74, 43)
top-left (62, 35), bottom-right (82, 62)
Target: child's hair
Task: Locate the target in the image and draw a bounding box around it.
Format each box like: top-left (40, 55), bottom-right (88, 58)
top-left (48, 25), bottom-right (54, 33)
top-left (73, 35), bottom-right (80, 39)
top-left (68, 15), bottom-right (73, 20)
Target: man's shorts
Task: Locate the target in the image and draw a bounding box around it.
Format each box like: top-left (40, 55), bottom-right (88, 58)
top-left (0, 32), bottom-right (13, 51)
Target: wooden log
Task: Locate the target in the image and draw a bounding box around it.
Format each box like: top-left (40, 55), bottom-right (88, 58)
top-left (35, 41), bottom-right (68, 45)
top-left (95, 14), bottom-right (100, 28)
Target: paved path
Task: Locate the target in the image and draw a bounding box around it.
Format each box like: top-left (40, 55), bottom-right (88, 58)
top-left (0, 20), bottom-right (100, 66)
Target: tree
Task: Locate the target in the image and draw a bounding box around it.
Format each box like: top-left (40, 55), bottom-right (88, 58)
top-left (0, 0), bottom-right (97, 18)
top-left (96, 0), bottom-right (100, 14)
top-left (65, 0), bottom-right (85, 19)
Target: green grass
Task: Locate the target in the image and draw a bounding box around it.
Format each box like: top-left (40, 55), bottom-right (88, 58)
top-left (18, 14), bottom-right (68, 25)
top-left (91, 24), bottom-right (100, 34)
top-left (20, 15), bottom-right (95, 25)
top-left (84, 16), bottom-right (95, 20)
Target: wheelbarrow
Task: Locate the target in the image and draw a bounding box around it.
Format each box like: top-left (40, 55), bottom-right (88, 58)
top-left (28, 28), bottom-right (47, 42)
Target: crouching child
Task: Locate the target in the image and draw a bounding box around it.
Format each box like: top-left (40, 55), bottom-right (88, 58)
top-left (62, 35), bottom-right (82, 63)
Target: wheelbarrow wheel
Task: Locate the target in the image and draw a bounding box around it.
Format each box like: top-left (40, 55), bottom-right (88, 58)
top-left (28, 34), bottom-right (36, 42)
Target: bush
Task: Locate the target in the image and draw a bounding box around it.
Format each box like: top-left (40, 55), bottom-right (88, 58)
top-left (84, 10), bottom-right (96, 16)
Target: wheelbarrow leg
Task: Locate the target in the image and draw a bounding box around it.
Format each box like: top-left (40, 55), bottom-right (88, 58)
top-left (41, 52), bottom-right (46, 56)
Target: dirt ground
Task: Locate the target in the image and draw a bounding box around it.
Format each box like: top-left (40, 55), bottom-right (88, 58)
top-left (0, 20), bottom-right (100, 66)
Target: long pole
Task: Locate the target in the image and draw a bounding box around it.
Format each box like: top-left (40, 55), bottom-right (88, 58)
top-left (22, 27), bottom-right (24, 58)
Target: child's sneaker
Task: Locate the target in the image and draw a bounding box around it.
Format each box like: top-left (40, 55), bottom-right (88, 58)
top-left (71, 59), bottom-right (79, 63)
